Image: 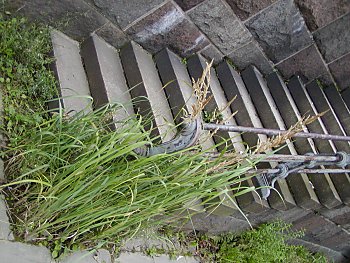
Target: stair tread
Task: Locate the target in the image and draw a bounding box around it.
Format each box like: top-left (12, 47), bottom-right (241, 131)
top-left (50, 30), bottom-right (91, 114)
top-left (240, 66), bottom-right (296, 210)
top-left (216, 61), bottom-right (270, 213)
top-left (120, 42), bottom-right (176, 142)
top-left (266, 72), bottom-right (321, 209)
top-left (305, 81), bottom-right (350, 205)
top-left (81, 34), bottom-right (134, 121)
top-left (287, 76), bottom-right (342, 209)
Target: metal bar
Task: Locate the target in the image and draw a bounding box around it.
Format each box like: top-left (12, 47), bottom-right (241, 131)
top-left (204, 152), bottom-right (339, 163)
top-left (203, 123), bottom-right (350, 142)
top-left (247, 169), bottom-right (350, 174)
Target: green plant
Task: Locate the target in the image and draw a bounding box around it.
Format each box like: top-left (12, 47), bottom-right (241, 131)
top-left (0, 16), bottom-right (56, 142)
top-left (160, 222), bottom-right (328, 262)
top-left (203, 108), bottom-right (224, 123)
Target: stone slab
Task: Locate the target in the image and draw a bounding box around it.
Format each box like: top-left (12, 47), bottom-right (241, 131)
top-left (275, 44), bottom-right (333, 85)
top-left (320, 205), bottom-right (350, 232)
top-left (8, 0), bottom-right (108, 41)
top-left (50, 30), bottom-right (92, 115)
top-left (328, 52), bottom-right (350, 91)
top-left (245, 0), bottom-right (313, 63)
top-left (126, 2), bottom-right (209, 57)
top-left (341, 88), bottom-right (350, 110)
top-left (0, 240), bottom-right (52, 263)
top-left (174, 0), bottom-right (205, 11)
top-left (81, 34), bottom-right (134, 121)
top-left (227, 41), bottom-right (274, 75)
top-left (313, 12), bottom-right (350, 63)
top-left (59, 249), bottom-right (111, 263)
top-left (85, 0), bottom-right (166, 30)
top-left (117, 252), bottom-right (155, 263)
top-left (95, 22), bottom-right (130, 49)
top-left (226, 0), bottom-right (277, 21)
top-left (199, 45), bottom-right (224, 65)
top-left (188, 0), bottom-right (252, 55)
top-left (295, 0), bottom-right (350, 31)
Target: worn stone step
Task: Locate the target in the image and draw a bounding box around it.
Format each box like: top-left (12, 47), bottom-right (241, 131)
top-left (305, 81), bottom-right (350, 205)
top-left (50, 30), bottom-right (92, 115)
top-left (324, 86), bottom-right (350, 136)
top-left (240, 66), bottom-right (296, 211)
top-left (287, 76), bottom-right (342, 209)
top-left (161, 52), bottom-right (240, 217)
top-left (216, 61), bottom-right (269, 213)
top-left (266, 72), bottom-right (321, 210)
top-left (119, 42), bottom-right (176, 142)
top-left (80, 34), bottom-right (134, 122)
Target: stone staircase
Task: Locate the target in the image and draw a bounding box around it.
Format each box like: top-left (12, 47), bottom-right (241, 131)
top-left (49, 30), bottom-right (350, 258)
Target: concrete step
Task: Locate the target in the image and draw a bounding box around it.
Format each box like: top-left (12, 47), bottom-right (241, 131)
top-left (305, 81), bottom-right (350, 205)
top-left (324, 86), bottom-right (350, 136)
top-left (170, 50), bottom-right (240, 217)
top-left (265, 72), bottom-right (320, 210)
top-left (287, 76), bottom-right (342, 209)
top-left (81, 34), bottom-right (134, 122)
top-left (240, 66), bottom-right (296, 211)
top-left (216, 61), bottom-right (269, 213)
top-left (50, 30), bottom-right (91, 115)
top-left (119, 42), bottom-right (176, 142)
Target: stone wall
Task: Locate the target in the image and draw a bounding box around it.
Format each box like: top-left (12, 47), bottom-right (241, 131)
top-left (5, 0), bottom-right (350, 91)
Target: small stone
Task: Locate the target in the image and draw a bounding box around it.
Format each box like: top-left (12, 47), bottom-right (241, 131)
top-left (95, 22), bottom-right (129, 49)
top-left (199, 45), bottom-right (224, 65)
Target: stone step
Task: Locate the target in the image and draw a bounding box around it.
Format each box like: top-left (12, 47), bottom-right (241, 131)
top-left (80, 34), bottom-right (134, 122)
top-left (179, 53), bottom-right (241, 217)
top-left (265, 72), bottom-right (320, 210)
top-left (305, 81), bottom-right (350, 205)
top-left (216, 61), bottom-right (269, 213)
top-left (240, 66), bottom-right (296, 211)
top-left (154, 49), bottom-right (208, 214)
top-left (119, 42), bottom-right (176, 142)
top-left (341, 88), bottom-right (350, 110)
top-left (324, 86), bottom-right (350, 136)
top-left (49, 30), bottom-right (91, 115)
top-left (287, 76), bottom-right (342, 209)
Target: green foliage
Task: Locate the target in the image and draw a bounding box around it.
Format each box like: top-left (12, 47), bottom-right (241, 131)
top-left (160, 222), bottom-right (328, 262)
top-left (202, 108), bottom-right (224, 123)
top-left (0, 16), bottom-right (56, 141)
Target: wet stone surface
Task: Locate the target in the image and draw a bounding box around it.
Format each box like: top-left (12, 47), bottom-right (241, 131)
top-left (313, 12), bottom-right (350, 63)
top-left (226, 0), bottom-right (277, 21)
top-left (126, 2), bottom-right (209, 57)
top-left (188, 0), bottom-right (252, 55)
top-left (85, 0), bottom-right (166, 29)
top-left (227, 40), bottom-right (274, 75)
top-left (245, 0), bottom-right (313, 63)
top-left (275, 44), bottom-right (333, 85)
top-left (295, 0), bottom-right (350, 31)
